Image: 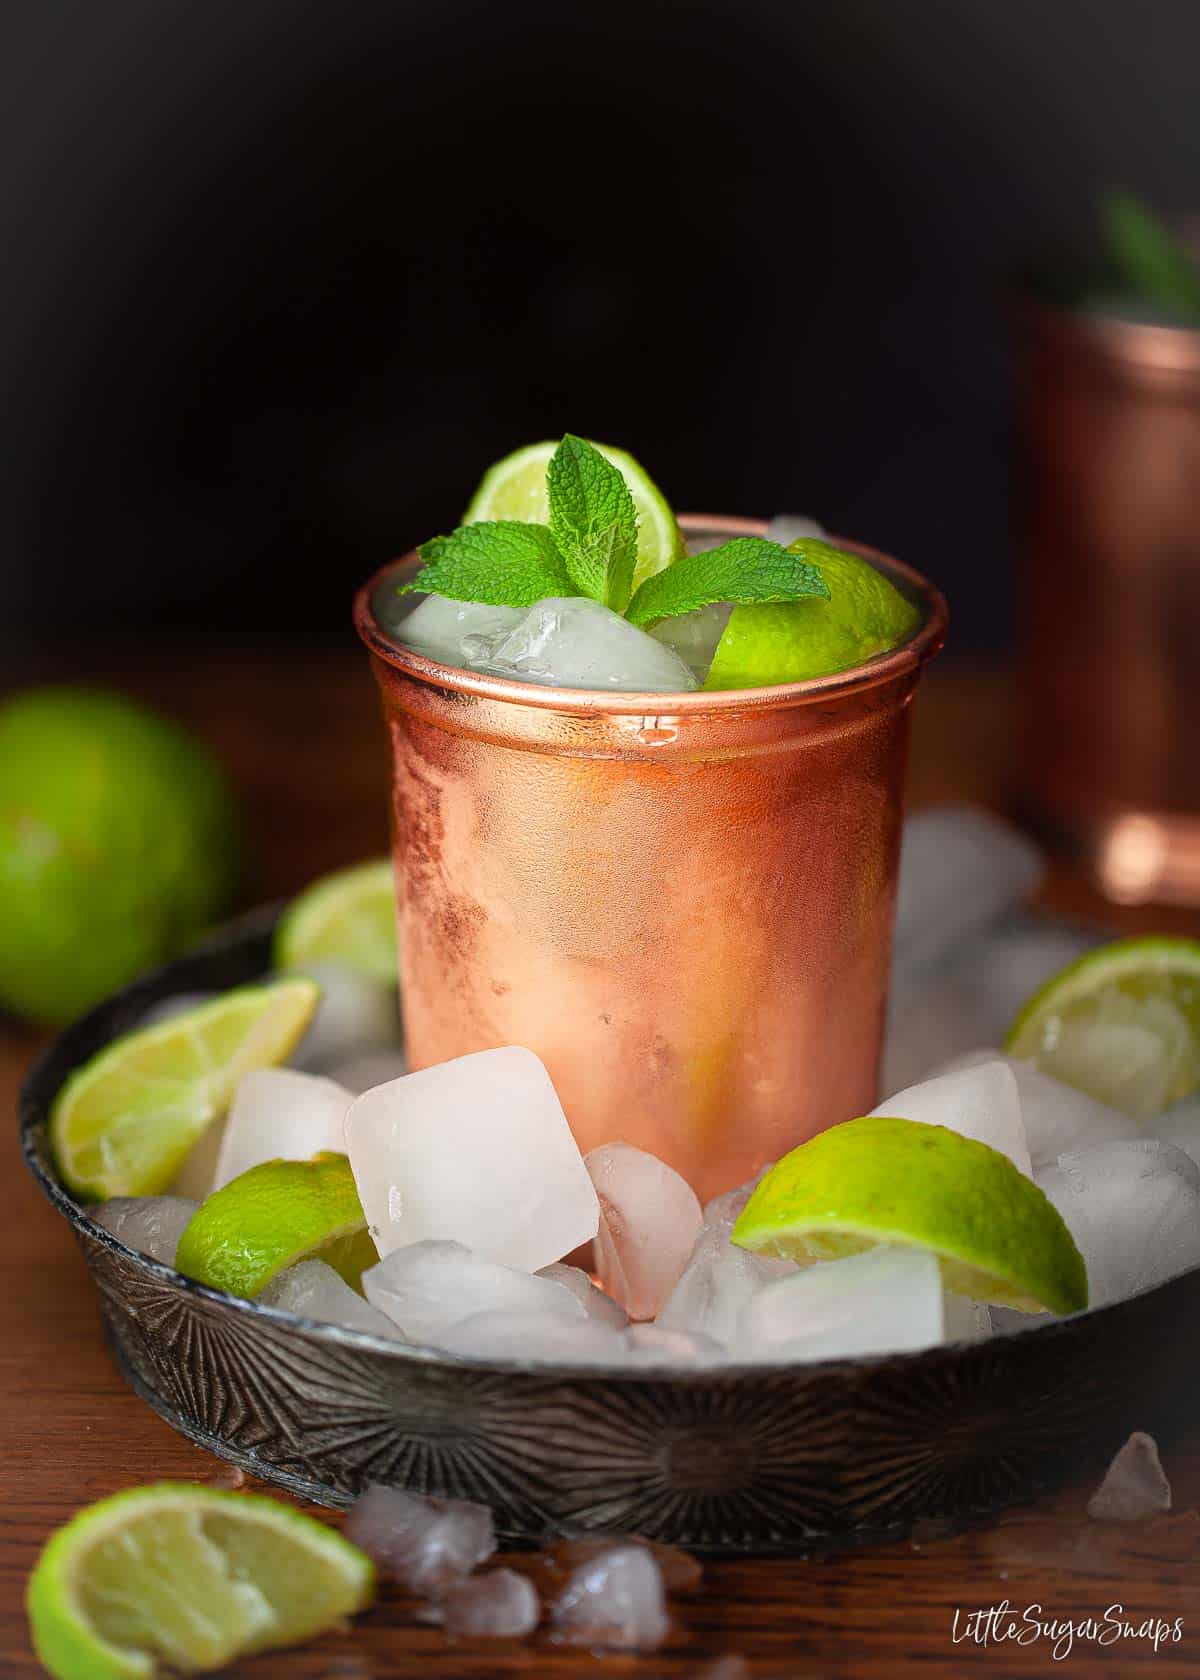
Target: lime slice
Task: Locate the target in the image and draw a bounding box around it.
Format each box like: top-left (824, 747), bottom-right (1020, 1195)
top-left (1005, 936), bottom-right (1200, 1120)
top-left (174, 1153), bottom-right (375, 1298)
top-left (732, 1116), bottom-right (1088, 1314)
top-left (463, 438), bottom-right (683, 594)
top-left (51, 979), bottom-right (319, 1202)
top-left (704, 540), bottom-right (921, 689)
top-left (274, 859), bottom-right (397, 985)
top-left (26, 1483), bottom-right (374, 1679)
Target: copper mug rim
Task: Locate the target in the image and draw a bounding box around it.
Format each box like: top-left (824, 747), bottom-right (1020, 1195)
top-left (354, 515), bottom-right (948, 715)
top-left (1014, 290), bottom-right (1200, 384)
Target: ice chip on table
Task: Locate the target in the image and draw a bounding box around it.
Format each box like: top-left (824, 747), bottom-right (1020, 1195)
top-left (893, 807), bottom-right (1044, 975)
top-left (550, 1544), bottom-right (671, 1650)
top-left (394, 594), bottom-right (526, 667)
top-left (363, 1241), bottom-right (585, 1345)
top-left (536, 1263), bottom-right (628, 1329)
top-left (623, 1323), bottom-right (727, 1365)
top-left (482, 597), bottom-right (698, 693)
top-left (325, 1047), bottom-right (410, 1096)
top-left (213, 1069), bottom-right (352, 1191)
top-left (656, 1226), bottom-right (793, 1347)
top-left (288, 962), bottom-right (400, 1073)
top-left (1036, 1140), bottom-right (1200, 1309)
top-left (942, 1291), bottom-right (993, 1343)
top-left (92, 1197), bottom-right (199, 1266)
top-left (346, 1047), bottom-right (600, 1270)
top-left (434, 1569), bottom-right (541, 1638)
top-left (259, 1259), bottom-right (403, 1339)
top-left (764, 513), bottom-right (827, 545)
top-left (1149, 1097), bottom-right (1200, 1170)
top-left (344, 1484), bottom-right (495, 1595)
top-left (139, 990), bottom-right (217, 1030)
top-left (587, 1143), bottom-right (703, 1320)
top-left (1088, 1431), bottom-right (1171, 1521)
top-left (649, 603), bottom-right (733, 682)
top-left (437, 1310), bottom-right (627, 1365)
top-left (938, 1049), bottom-right (1140, 1169)
top-left (870, 1061), bottom-right (1031, 1176)
top-left (542, 1534), bottom-right (701, 1595)
top-left (737, 1247), bottom-right (945, 1362)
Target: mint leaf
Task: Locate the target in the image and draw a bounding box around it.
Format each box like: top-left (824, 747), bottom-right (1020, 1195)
top-left (546, 434), bottom-right (640, 612)
top-left (1102, 191), bottom-right (1200, 325)
top-left (400, 521), bottom-right (575, 608)
top-left (626, 537), bottom-right (831, 628)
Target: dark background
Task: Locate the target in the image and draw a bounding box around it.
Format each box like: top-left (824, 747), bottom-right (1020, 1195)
top-left (3, 0), bottom-right (1198, 655)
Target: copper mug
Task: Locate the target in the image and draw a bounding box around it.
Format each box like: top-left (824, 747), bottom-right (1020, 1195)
top-left (356, 517), bottom-right (946, 1201)
top-left (1014, 297), bottom-right (1200, 905)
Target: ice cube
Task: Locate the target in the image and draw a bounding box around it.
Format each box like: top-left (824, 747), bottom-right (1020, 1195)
top-left (882, 966), bottom-right (991, 1094)
top-left (1036, 1140), bottom-right (1200, 1309)
top-left (1087, 1431), bottom-right (1171, 1521)
top-left (213, 1069), bottom-right (352, 1191)
top-left (656, 1227), bottom-right (793, 1347)
top-left (324, 1048), bottom-right (410, 1096)
top-left (169, 1116), bottom-right (228, 1200)
top-left (344, 1484), bottom-right (495, 1595)
top-left (938, 1049), bottom-right (1140, 1169)
top-left (483, 597), bottom-right (698, 693)
top-left (942, 1291), bottom-right (993, 1343)
top-left (736, 1247), bottom-right (944, 1362)
top-left (536, 1263), bottom-right (628, 1329)
top-left (586, 1143), bottom-right (703, 1320)
top-left (702, 1167), bottom-right (774, 1234)
top-left (436, 1310), bottom-right (627, 1365)
top-left (435, 1569), bottom-right (540, 1637)
top-left (549, 1544), bottom-right (671, 1650)
top-left (893, 807), bottom-right (1043, 974)
top-left (542, 1534), bottom-right (701, 1595)
top-left (259, 1259), bottom-right (403, 1339)
top-left (649, 603), bottom-right (732, 682)
top-left (345, 1047), bottom-right (600, 1270)
top-left (1148, 1097), bottom-right (1200, 1170)
top-left (139, 990), bottom-right (217, 1030)
top-left (764, 514), bottom-right (827, 544)
top-left (870, 1061), bottom-right (1031, 1176)
top-left (395, 594), bottom-right (526, 667)
top-left (289, 963), bottom-right (400, 1073)
top-left (92, 1197), bottom-right (199, 1266)
top-left (622, 1324), bottom-right (727, 1365)
top-left (362, 1241), bottom-right (586, 1344)
top-left (950, 917), bottom-right (1097, 1045)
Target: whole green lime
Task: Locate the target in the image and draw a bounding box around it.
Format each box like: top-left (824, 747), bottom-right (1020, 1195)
top-left (0, 688), bottom-right (241, 1025)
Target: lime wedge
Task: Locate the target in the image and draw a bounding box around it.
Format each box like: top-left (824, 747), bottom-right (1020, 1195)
top-left (174, 1153), bottom-right (375, 1298)
top-left (704, 540), bottom-right (920, 689)
top-left (51, 979), bottom-right (319, 1202)
top-left (26, 1483), bottom-right (374, 1679)
top-left (463, 438), bottom-right (683, 593)
top-left (274, 859), bottom-right (397, 985)
top-left (1005, 936), bottom-right (1200, 1120)
top-left (732, 1116), bottom-right (1087, 1314)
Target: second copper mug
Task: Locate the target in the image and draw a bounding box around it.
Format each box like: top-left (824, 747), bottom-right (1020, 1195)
top-left (356, 517), bottom-right (946, 1202)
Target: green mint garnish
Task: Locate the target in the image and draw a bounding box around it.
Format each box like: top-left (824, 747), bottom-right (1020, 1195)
top-left (625, 536), bottom-right (830, 628)
top-left (399, 521), bottom-right (574, 607)
top-left (1102, 191), bottom-right (1200, 325)
top-left (546, 434), bottom-right (640, 611)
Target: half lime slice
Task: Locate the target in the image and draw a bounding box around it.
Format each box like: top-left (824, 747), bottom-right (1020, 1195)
top-left (463, 438), bottom-right (683, 594)
top-left (273, 859), bottom-right (397, 985)
top-left (51, 979), bottom-right (319, 1201)
top-left (1005, 936), bottom-right (1200, 1119)
top-left (732, 1115), bottom-right (1088, 1314)
top-left (27, 1483), bottom-right (374, 1678)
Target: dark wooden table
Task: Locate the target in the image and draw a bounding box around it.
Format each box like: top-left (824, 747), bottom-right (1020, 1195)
top-left (3, 646), bottom-right (1200, 1677)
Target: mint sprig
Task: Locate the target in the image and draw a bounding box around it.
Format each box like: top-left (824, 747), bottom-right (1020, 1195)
top-left (546, 434), bottom-right (639, 611)
top-left (1102, 191), bottom-right (1200, 326)
top-left (625, 537), bottom-right (830, 628)
top-left (399, 521), bottom-right (574, 607)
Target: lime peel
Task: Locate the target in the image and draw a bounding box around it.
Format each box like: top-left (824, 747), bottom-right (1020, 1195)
top-left (732, 1116), bottom-right (1088, 1315)
top-left (274, 859), bottom-right (398, 986)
